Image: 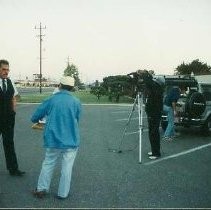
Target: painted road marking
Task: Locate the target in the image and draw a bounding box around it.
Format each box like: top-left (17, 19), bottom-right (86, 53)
top-left (18, 103), bottom-right (134, 107)
top-left (115, 117), bottom-right (138, 121)
top-left (115, 117), bottom-right (148, 122)
top-left (125, 129), bottom-right (149, 135)
top-left (111, 111), bottom-right (131, 114)
top-left (144, 142), bottom-right (211, 166)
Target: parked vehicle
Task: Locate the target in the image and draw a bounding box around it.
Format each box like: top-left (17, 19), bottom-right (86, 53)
top-left (160, 75), bottom-right (211, 135)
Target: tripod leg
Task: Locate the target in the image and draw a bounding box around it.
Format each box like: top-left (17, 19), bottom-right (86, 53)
top-left (138, 93), bottom-right (144, 163)
top-left (118, 94), bottom-right (138, 152)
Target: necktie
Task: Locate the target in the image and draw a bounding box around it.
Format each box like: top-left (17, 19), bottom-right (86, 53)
top-left (2, 79), bottom-right (6, 93)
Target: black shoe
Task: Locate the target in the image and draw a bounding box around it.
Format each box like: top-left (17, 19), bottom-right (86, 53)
top-left (33, 189), bottom-right (47, 199)
top-left (9, 169), bottom-right (26, 176)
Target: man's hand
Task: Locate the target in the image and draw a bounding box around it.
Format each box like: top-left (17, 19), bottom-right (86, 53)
top-left (12, 96), bottom-right (17, 112)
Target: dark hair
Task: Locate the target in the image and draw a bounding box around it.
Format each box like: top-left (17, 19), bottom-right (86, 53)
top-left (142, 72), bottom-right (153, 81)
top-left (60, 84), bottom-right (74, 91)
top-left (0, 59), bottom-right (9, 67)
top-left (179, 85), bottom-right (187, 91)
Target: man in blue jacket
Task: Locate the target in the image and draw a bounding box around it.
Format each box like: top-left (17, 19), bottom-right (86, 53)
top-left (31, 76), bottom-right (81, 199)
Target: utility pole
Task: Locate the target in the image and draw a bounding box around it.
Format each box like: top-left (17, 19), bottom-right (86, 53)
top-left (35, 22), bottom-right (46, 94)
top-left (67, 56), bottom-right (71, 66)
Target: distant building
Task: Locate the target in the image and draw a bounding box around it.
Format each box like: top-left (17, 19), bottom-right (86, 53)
top-left (14, 73), bottom-right (59, 87)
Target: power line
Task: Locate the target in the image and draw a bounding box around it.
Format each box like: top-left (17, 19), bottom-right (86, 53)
top-left (35, 22), bottom-right (46, 94)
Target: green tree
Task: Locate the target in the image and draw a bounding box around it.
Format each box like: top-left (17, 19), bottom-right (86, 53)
top-left (63, 63), bottom-right (81, 87)
top-left (102, 75), bottom-right (133, 102)
top-left (90, 80), bottom-right (106, 100)
top-left (175, 59), bottom-right (211, 75)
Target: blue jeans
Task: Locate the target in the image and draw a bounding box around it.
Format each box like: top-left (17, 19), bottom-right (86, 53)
top-left (163, 105), bottom-right (175, 138)
top-left (37, 148), bottom-right (78, 198)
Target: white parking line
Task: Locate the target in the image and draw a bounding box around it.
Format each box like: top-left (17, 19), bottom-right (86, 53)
top-left (115, 116), bottom-right (148, 121)
top-left (18, 102), bottom-right (40, 105)
top-left (125, 129), bottom-right (148, 135)
top-left (111, 111), bottom-right (131, 114)
top-left (82, 103), bottom-right (132, 106)
top-left (18, 103), bottom-right (133, 106)
top-left (144, 142), bottom-right (211, 166)
top-left (115, 117), bottom-right (139, 121)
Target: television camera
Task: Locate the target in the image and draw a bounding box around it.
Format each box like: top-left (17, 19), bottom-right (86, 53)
top-left (127, 70), bottom-right (153, 92)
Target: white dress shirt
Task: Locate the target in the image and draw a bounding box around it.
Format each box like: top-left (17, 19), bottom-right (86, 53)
top-left (0, 78), bottom-right (18, 96)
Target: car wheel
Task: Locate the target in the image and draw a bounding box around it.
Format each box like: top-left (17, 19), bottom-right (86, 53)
top-left (200, 116), bottom-right (211, 136)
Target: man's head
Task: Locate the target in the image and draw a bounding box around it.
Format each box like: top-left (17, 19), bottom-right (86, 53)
top-left (59, 76), bottom-right (75, 91)
top-left (136, 69), bottom-right (153, 85)
top-left (0, 59), bottom-right (9, 79)
top-left (179, 85), bottom-right (187, 94)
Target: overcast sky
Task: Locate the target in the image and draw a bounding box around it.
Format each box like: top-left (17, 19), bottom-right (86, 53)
top-left (1, 0), bottom-right (211, 83)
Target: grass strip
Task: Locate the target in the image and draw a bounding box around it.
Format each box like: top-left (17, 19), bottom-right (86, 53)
top-left (18, 90), bottom-right (134, 104)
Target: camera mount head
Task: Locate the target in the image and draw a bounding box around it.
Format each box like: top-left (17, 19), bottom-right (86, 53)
top-left (127, 70), bottom-right (155, 92)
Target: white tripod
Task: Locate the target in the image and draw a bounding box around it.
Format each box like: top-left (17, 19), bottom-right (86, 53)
top-left (117, 92), bottom-right (145, 163)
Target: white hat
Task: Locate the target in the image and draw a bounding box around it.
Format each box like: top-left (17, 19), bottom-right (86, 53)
top-left (60, 76), bottom-right (75, 87)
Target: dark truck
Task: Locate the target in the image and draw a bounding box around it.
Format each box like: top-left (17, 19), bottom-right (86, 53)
top-left (161, 75), bottom-right (211, 135)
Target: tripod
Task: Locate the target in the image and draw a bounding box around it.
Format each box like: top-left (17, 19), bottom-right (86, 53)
top-left (110, 92), bottom-right (145, 163)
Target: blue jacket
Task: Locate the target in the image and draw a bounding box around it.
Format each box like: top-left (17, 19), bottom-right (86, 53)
top-left (164, 87), bottom-right (180, 107)
top-left (31, 90), bottom-right (81, 149)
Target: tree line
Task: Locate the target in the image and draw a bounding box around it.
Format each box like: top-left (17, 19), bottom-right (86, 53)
top-left (63, 59), bottom-right (211, 102)
top-left (90, 59), bottom-right (211, 102)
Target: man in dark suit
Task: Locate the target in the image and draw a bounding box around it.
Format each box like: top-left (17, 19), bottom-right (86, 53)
top-left (0, 59), bottom-right (25, 176)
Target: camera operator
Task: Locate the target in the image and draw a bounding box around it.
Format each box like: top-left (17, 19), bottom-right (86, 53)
top-left (137, 70), bottom-right (164, 160)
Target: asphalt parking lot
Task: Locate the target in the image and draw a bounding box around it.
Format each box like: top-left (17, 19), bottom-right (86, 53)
top-left (0, 103), bottom-right (211, 208)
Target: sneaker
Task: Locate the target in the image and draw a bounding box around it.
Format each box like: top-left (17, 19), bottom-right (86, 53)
top-left (173, 132), bottom-right (180, 138)
top-left (163, 136), bottom-right (173, 141)
top-left (148, 155), bottom-right (160, 160)
top-left (55, 195), bottom-right (68, 200)
top-left (147, 152), bottom-right (152, 156)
